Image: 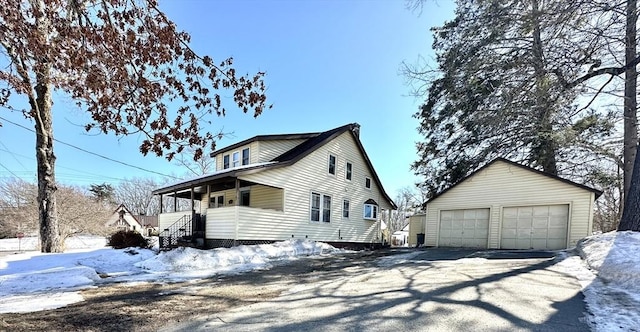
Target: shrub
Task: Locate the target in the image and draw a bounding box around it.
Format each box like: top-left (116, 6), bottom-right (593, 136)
top-left (107, 230), bottom-right (150, 249)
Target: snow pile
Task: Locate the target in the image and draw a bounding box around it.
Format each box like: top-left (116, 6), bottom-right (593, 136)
top-left (0, 239), bottom-right (339, 313)
top-left (577, 231), bottom-right (640, 288)
top-left (574, 231), bottom-right (640, 330)
top-left (137, 240), bottom-right (338, 277)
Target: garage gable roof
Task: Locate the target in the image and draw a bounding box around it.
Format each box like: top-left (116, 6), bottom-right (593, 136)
top-left (425, 158), bottom-right (603, 204)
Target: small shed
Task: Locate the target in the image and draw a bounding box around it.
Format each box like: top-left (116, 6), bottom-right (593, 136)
top-left (408, 214), bottom-right (426, 247)
top-left (424, 158), bottom-right (601, 250)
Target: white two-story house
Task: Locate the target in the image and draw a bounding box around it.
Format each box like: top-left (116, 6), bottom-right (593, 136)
top-left (153, 123), bottom-right (397, 249)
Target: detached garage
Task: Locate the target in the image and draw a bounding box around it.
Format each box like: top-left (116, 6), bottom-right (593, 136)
top-left (424, 158), bottom-right (601, 250)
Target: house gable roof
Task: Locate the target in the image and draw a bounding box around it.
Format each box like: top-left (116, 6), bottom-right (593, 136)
top-left (425, 158), bottom-right (603, 205)
top-left (153, 123), bottom-right (397, 209)
top-left (106, 204), bottom-right (143, 229)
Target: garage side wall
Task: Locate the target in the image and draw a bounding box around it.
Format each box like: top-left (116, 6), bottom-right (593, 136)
top-left (424, 161), bottom-right (595, 249)
top-left (408, 214), bottom-right (426, 246)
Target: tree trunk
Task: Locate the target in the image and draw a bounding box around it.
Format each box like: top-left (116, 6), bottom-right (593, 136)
top-left (623, 0), bottom-right (638, 204)
top-left (33, 73), bottom-right (62, 253)
top-left (530, 0), bottom-right (558, 175)
top-left (619, 144), bottom-right (640, 231)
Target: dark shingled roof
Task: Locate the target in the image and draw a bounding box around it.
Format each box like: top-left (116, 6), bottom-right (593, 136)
top-left (153, 123), bottom-right (397, 209)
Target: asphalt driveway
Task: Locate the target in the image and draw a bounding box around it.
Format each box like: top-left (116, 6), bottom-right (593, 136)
top-left (164, 248), bottom-right (589, 332)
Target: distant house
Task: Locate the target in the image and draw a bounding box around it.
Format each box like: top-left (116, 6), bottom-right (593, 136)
top-left (422, 158), bottom-right (602, 250)
top-left (391, 223), bottom-right (409, 247)
top-left (153, 123), bottom-right (397, 249)
top-left (133, 214), bottom-right (159, 236)
top-left (105, 204), bottom-right (143, 233)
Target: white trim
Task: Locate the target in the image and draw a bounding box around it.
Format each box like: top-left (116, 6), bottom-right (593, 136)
top-left (310, 191), bottom-right (332, 223)
top-left (364, 203), bottom-right (378, 220)
top-left (328, 153), bottom-right (337, 176)
top-left (345, 161), bottom-right (353, 181)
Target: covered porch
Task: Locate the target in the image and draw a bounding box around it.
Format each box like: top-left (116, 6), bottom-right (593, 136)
top-left (154, 173), bottom-right (284, 249)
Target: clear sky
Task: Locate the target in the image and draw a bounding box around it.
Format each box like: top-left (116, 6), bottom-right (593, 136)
top-left (0, 0), bottom-right (455, 198)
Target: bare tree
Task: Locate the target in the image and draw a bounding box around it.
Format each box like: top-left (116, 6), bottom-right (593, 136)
top-left (0, 0), bottom-right (270, 252)
top-left (0, 178), bottom-right (112, 244)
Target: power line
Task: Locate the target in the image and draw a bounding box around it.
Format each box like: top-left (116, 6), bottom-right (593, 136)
top-left (0, 115), bottom-right (180, 180)
top-left (0, 147), bottom-right (128, 182)
top-left (0, 162), bottom-right (21, 179)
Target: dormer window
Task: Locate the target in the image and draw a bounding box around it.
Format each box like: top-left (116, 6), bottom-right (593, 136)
top-left (328, 154), bottom-right (336, 175)
top-left (242, 148), bottom-right (250, 165)
top-left (223, 155), bottom-right (230, 169)
top-left (232, 151), bottom-right (240, 167)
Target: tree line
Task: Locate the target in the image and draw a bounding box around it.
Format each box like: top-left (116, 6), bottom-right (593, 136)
top-left (0, 177), bottom-right (189, 241)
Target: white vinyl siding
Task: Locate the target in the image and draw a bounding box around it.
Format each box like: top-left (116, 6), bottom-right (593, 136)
top-left (258, 139), bottom-right (307, 162)
top-left (424, 160), bottom-right (596, 249)
top-left (238, 131), bottom-right (393, 243)
top-left (214, 141), bottom-right (259, 171)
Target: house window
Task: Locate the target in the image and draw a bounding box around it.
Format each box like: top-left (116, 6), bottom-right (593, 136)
top-left (343, 199), bottom-right (350, 218)
top-left (323, 195), bottom-right (331, 222)
top-left (209, 195), bottom-right (225, 208)
top-left (365, 177), bottom-right (371, 189)
top-left (240, 189), bottom-right (250, 207)
top-left (232, 151), bottom-right (240, 168)
top-left (328, 154), bottom-right (336, 175)
top-left (346, 162), bottom-right (352, 181)
top-left (242, 148), bottom-right (250, 165)
top-left (223, 155), bottom-right (230, 169)
top-left (209, 195), bottom-right (223, 208)
top-left (364, 203), bottom-right (378, 220)
top-left (311, 192), bottom-right (331, 222)
top-left (311, 193), bottom-right (321, 222)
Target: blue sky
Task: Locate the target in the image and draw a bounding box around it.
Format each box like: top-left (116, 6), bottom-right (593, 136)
top-left (0, 0), bottom-right (455, 198)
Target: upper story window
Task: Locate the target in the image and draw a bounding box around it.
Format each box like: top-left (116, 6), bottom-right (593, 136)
top-left (223, 155), bottom-right (230, 169)
top-left (328, 154), bottom-right (336, 175)
top-left (365, 177), bottom-right (371, 189)
top-left (242, 148), bottom-right (250, 165)
top-left (346, 162), bottom-right (352, 181)
top-left (223, 148), bottom-right (250, 170)
top-left (232, 151), bottom-right (240, 168)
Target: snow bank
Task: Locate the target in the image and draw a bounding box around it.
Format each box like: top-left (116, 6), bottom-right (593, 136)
top-left (136, 240), bottom-right (338, 275)
top-left (577, 231), bottom-right (640, 288)
top-left (574, 231), bottom-right (640, 331)
top-left (0, 235), bottom-right (107, 252)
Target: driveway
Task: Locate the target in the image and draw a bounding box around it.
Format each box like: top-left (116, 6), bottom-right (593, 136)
top-left (163, 248), bottom-right (589, 332)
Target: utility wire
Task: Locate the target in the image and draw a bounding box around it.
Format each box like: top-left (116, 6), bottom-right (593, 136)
top-left (0, 115), bottom-right (180, 180)
top-left (0, 147), bottom-right (128, 182)
top-left (0, 162), bottom-right (21, 179)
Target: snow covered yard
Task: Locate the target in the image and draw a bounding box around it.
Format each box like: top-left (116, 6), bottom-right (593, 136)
top-left (0, 237), bottom-right (340, 313)
top-left (0, 232), bottom-right (639, 331)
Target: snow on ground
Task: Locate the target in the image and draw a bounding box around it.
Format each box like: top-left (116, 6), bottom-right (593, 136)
top-left (570, 231), bottom-right (640, 331)
top-left (0, 238), bottom-right (340, 313)
top-left (2, 231), bottom-right (640, 331)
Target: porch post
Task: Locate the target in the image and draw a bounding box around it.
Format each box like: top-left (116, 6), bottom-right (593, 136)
top-left (159, 194), bottom-right (163, 214)
top-left (173, 191), bottom-right (177, 212)
top-left (190, 187), bottom-right (196, 221)
top-left (234, 178), bottom-right (240, 246)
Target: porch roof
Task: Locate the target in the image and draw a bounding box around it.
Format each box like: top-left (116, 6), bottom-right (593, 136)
top-left (152, 162), bottom-right (277, 196)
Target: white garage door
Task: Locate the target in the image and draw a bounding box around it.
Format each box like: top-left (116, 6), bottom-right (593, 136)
top-left (439, 209), bottom-right (489, 248)
top-left (501, 205), bottom-right (569, 250)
